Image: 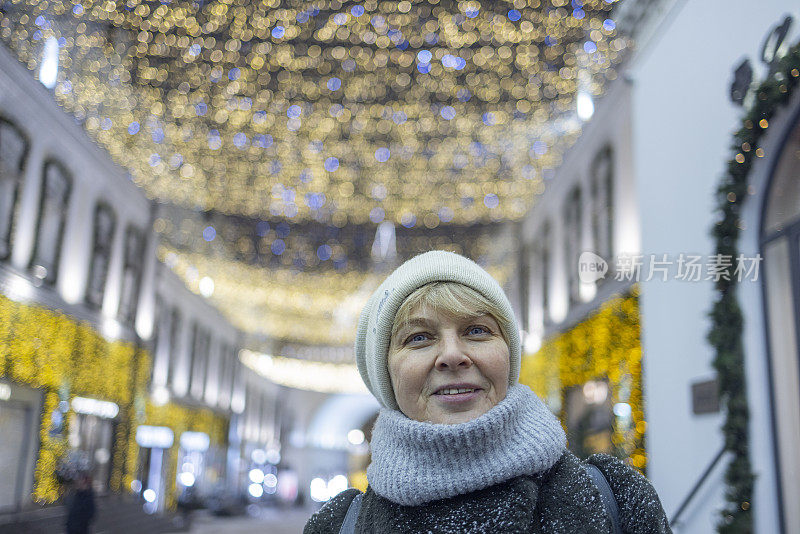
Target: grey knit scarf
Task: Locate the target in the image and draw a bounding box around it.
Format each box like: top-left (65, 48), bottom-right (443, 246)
top-left (367, 383), bottom-right (567, 506)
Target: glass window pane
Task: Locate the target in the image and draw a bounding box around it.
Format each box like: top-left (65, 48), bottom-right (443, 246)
top-left (519, 243), bottom-right (530, 330)
top-left (0, 120), bottom-right (28, 260)
top-left (564, 379), bottom-right (614, 459)
top-left (119, 226), bottom-right (144, 322)
top-left (591, 146), bottom-right (614, 265)
top-left (32, 162), bottom-right (71, 283)
top-left (86, 204), bottom-right (116, 307)
top-left (566, 187), bottom-right (582, 304)
top-left (167, 308), bottom-right (182, 390)
top-left (763, 236), bottom-right (800, 527)
top-left (0, 401), bottom-right (29, 509)
top-left (67, 413), bottom-right (115, 493)
top-left (0, 121), bottom-right (26, 174)
top-left (764, 120), bottom-right (800, 234)
top-left (541, 222), bottom-right (550, 322)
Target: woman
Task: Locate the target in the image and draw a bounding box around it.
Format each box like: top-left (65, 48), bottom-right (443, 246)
top-left (305, 251), bottom-right (671, 533)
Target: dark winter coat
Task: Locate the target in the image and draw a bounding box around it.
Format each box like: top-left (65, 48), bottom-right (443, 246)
top-left (304, 451), bottom-right (671, 534)
top-left (65, 487), bottom-right (96, 534)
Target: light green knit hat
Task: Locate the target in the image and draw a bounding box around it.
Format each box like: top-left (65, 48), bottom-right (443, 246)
top-left (354, 250), bottom-right (521, 410)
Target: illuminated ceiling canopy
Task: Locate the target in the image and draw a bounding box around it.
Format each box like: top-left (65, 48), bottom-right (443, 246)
top-left (0, 0), bottom-right (628, 348)
top-left (1, 0), bottom-right (625, 224)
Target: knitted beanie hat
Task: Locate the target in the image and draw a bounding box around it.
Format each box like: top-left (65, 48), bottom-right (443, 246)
top-left (355, 250), bottom-right (521, 410)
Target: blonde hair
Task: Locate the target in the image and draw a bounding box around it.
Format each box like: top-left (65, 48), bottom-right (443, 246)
top-left (390, 282), bottom-right (512, 347)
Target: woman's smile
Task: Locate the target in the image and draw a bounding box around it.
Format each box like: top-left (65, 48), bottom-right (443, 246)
top-left (432, 387), bottom-right (483, 404)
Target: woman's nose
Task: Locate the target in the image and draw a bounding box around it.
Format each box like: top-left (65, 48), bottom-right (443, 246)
top-left (434, 333), bottom-right (472, 370)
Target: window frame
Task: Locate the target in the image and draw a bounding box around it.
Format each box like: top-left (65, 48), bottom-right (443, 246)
top-left (188, 322), bottom-right (210, 399)
top-left (540, 220), bottom-right (551, 325)
top-left (86, 201), bottom-right (117, 309)
top-left (590, 145), bottom-right (615, 269)
top-left (166, 306), bottom-right (182, 391)
top-left (118, 224), bottom-right (144, 323)
top-left (29, 159), bottom-right (72, 285)
top-left (565, 186), bottom-right (583, 305)
top-left (0, 117), bottom-right (30, 261)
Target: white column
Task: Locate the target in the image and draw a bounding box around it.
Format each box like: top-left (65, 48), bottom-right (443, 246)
top-left (101, 214), bottom-right (126, 318)
top-left (579, 178), bottom-right (596, 302)
top-left (171, 310), bottom-right (192, 397)
top-left (204, 337), bottom-right (221, 406)
top-left (550, 208), bottom-right (568, 323)
top-left (135, 209), bottom-right (159, 341)
top-left (57, 180), bottom-right (93, 305)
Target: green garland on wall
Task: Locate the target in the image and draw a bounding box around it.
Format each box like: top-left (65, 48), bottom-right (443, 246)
top-left (708, 44), bottom-right (800, 533)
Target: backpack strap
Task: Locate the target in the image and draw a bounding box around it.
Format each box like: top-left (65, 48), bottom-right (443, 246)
top-left (338, 492), bottom-right (363, 534)
top-left (584, 463), bottom-right (623, 534)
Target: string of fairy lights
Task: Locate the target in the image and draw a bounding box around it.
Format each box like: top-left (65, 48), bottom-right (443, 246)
top-left (0, 0), bottom-right (651, 497)
top-left (156, 201), bottom-right (509, 269)
top-left (159, 242), bottom-right (514, 345)
top-left (0, 0), bottom-right (628, 348)
top-left (0, 0), bottom-right (627, 226)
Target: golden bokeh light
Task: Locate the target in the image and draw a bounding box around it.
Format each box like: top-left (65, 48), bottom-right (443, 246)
top-left (0, 0), bottom-right (628, 347)
top-left (0, 0), bottom-right (626, 226)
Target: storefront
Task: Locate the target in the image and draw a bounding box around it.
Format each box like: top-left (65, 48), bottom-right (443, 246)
top-left (139, 401), bottom-right (229, 510)
top-left (0, 380), bottom-right (40, 512)
top-left (134, 425), bottom-right (174, 513)
top-left (175, 431), bottom-right (210, 494)
top-left (68, 396), bottom-right (120, 493)
top-left (520, 290), bottom-right (645, 469)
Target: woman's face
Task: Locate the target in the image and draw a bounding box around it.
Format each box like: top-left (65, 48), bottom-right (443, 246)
top-left (387, 305), bottom-right (510, 424)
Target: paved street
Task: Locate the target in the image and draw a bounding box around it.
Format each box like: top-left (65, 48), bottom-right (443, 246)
top-left (175, 507), bottom-right (314, 534)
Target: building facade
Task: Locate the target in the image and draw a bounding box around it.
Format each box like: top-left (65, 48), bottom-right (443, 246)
top-left (514, 2), bottom-right (800, 533)
top-left (0, 41), bottom-right (275, 514)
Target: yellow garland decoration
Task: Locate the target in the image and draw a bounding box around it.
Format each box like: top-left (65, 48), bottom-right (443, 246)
top-left (0, 292), bottom-right (231, 509)
top-left (143, 401), bottom-right (228, 510)
top-left (520, 287), bottom-right (646, 472)
top-left (160, 243), bottom-right (514, 345)
top-left (0, 292), bottom-right (148, 503)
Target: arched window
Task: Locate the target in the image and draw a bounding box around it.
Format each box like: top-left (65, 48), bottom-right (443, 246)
top-left (218, 344), bottom-right (237, 408)
top-left (761, 115), bottom-right (800, 523)
top-left (86, 202), bottom-right (116, 308)
top-left (30, 160), bottom-right (71, 284)
top-left (188, 323), bottom-right (209, 399)
top-left (118, 225), bottom-right (144, 323)
top-left (519, 241), bottom-right (531, 332)
top-left (540, 220), bottom-right (551, 324)
top-left (165, 306), bottom-right (182, 391)
top-left (150, 293), bottom-right (165, 376)
top-left (565, 186), bottom-right (582, 305)
top-left (591, 145), bottom-right (614, 267)
top-left (0, 118), bottom-right (29, 260)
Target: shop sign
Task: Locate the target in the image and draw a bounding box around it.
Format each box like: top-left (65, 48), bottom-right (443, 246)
top-left (691, 378), bottom-right (720, 415)
top-left (71, 396), bottom-right (119, 419)
top-left (180, 431), bottom-right (210, 452)
top-left (135, 425), bottom-right (174, 449)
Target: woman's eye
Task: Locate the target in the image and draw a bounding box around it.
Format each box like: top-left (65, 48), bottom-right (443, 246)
top-left (467, 326), bottom-right (489, 336)
top-left (406, 333), bottom-right (428, 344)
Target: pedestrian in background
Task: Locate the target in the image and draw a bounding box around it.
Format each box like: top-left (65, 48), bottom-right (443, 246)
top-left (65, 471), bottom-right (96, 534)
top-left (305, 250), bottom-right (671, 533)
